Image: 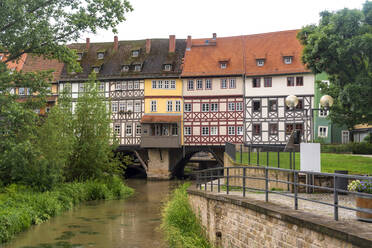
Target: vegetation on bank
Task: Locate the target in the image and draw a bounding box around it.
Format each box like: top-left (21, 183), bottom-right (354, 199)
top-left (161, 183), bottom-right (213, 248)
top-left (235, 152), bottom-right (372, 175)
top-left (0, 176), bottom-right (133, 243)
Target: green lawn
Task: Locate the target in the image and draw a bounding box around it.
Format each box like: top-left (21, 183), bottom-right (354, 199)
top-left (235, 152), bottom-right (372, 175)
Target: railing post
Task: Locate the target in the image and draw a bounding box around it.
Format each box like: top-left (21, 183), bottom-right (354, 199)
top-left (226, 167), bottom-right (230, 195)
top-left (205, 171), bottom-right (207, 191)
top-left (294, 171), bottom-right (298, 210)
top-left (243, 167), bottom-right (246, 197)
top-left (200, 171), bottom-right (203, 190)
top-left (277, 151), bottom-right (280, 168)
top-left (289, 151), bottom-right (292, 170)
top-left (240, 144), bottom-right (243, 164)
top-left (265, 167), bottom-right (269, 202)
top-left (211, 170), bottom-right (213, 192)
top-left (266, 151), bottom-right (269, 167)
top-left (293, 151), bottom-right (296, 170)
top-left (334, 175), bottom-right (339, 221)
top-left (257, 150), bottom-right (260, 165)
top-left (196, 172), bottom-right (199, 189)
top-left (248, 146), bottom-right (251, 164)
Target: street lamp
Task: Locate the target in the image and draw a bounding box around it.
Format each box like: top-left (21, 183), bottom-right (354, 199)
top-left (319, 95), bottom-right (334, 109)
top-left (285, 95), bottom-right (299, 109)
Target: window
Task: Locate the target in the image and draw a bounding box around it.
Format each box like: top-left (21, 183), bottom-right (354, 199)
top-left (296, 99), bottom-right (303, 110)
top-left (237, 126), bottom-right (243, 135)
top-left (134, 64), bottom-right (141, 72)
top-left (205, 79), bottom-right (212, 89)
top-left (164, 80), bottom-right (170, 89)
top-left (135, 102), bottom-right (141, 112)
top-left (19, 87), bottom-right (25, 95)
top-left (256, 59), bottom-right (265, 66)
top-left (184, 103), bottom-right (192, 112)
top-left (228, 126), bottom-right (235, 135)
top-left (202, 127), bottom-right (209, 135)
top-left (122, 82), bottom-right (127, 90)
top-left (221, 79), bottom-right (227, 89)
top-left (228, 102), bottom-right (235, 111)
top-left (253, 124), bottom-right (261, 136)
top-left (164, 64), bottom-right (172, 71)
top-left (296, 76), bottom-right (303, 86)
top-left (170, 80), bottom-right (176, 89)
top-left (187, 80), bottom-right (194, 90)
top-left (119, 102), bottom-right (126, 111)
top-left (127, 101), bottom-right (133, 111)
top-left (264, 77), bottom-right (272, 87)
top-left (34, 109), bottom-right (40, 114)
top-left (269, 124), bottom-right (278, 135)
top-left (319, 104), bottom-right (328, 117)
top-left (128, 81), bottom-right (133, 90)
top-left (171, 124), bottom-right (178, 136)
top-left (132, 50), bottom-right (139, 57)
top-left (162, 125), bottom-right (169, 136)
top-left (202, 103), bottom-right (209, 112)
top-left (126, 124), bottom-right (132, 135)
top-left (229, 79), bottom-right (236, 88)
top-left (236, 102), bottom-right (243, 111)
top-left (112, 103), bottom-right (118, 112)
top-left (252, 78), bottom-right (261, 88)
top-left (286, 124), bottom-right (294, 135)
top-left (26, 88), bottom-right (30, 95)
top-left (98, 83), bottom-right (105, 92)
top-left (136, 124), bottom-right (141, 135)
top-left (296, 123), bottom-right (304, 134)
top-left (0, 55), bottom-right (3, 60)
top-left (152, 81), bottom-right (157, 89)
top-left (318, 126), bottom-right (328, 138)
top-left (210, 126), bottom-right (218, 135)
top-left (196, 79), bottom-right (203, 90)
top-left (253, 101), bottom-right (261, 112)
top-left (167, 101), bottom-right (173, 112)
top-left (77, 53), bottom-right (83, 60)
top-left (93, 67), bottom-right (100, 73)
top-left (175, 101), bottom-right (181, 112)
top-left (134, 81), bottom-right (140, 89)
top-left (211, 103), bottom-right (218, 112)
top-left (287, 77), bottom-right (294, 86)
top-left (114, 124), bottom-right (121, 136)
top-left (284, 56), bottom-right (292, 64)
top-left (220, 62), bottom-right (227, 69)
top-left (158, 80), bottom-right (163, 89)
top-left (97, 52), bottom-right (104, 59)
top-left (286, 123), bottom-right (303, 135)
top-left (151, 100), bottom-right (157, 112)
top-left (269, 100), bottom-right (277, 112)
top-left (184, 127), bottom-right (191, 135)
top-left (122, 65), bottom-right (129, 72)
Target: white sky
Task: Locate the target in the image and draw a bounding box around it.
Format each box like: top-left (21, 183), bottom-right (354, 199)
top-left (80, 0), bottom-right (367, 43)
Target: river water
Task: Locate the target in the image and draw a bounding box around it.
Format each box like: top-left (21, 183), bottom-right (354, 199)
top-left (1, 179), bottom-right (181, 248)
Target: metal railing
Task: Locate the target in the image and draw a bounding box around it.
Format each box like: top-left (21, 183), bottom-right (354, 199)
top-left (195, 166), bottom-right (372, 221)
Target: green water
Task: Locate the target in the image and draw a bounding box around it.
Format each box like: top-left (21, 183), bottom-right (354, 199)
top-left (1, 180), bottom-right (181, 248)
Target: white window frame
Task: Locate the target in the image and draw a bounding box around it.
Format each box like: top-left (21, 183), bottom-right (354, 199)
top-left (220, 62), bottom-right (227, 69)
top-left (210, 126), bottom-right (218, 136)
top-left (132, 50), bottom-right (139, 57)
top-left (158, 80), bottom-right (163, 89)
top-left (114, 124), bottom-right (121, 136)
top-left (319, 104), bottom-right (328, 117)
top-left (228, 126), bottom-right (235, 135)
top-left (256, 59), bottom-right (265, 66)
top-left (170, 80), bottom-right (176, 89)
top-left (175, 100), bottom-right (181, 112)
top-left (97, 52), bottom-right (104, 59)
top-left (196, 79), bottom-right (203, 90)
top-left (119, 102), bottom-right (126, 111)
top-left (202, 126), bottom-right (209, 136)
top-left (228, 102), bottom-right (235, 111)
top-left (134, 64), bottom-right (141, 72)
top-left (126, 124), bottom-right (132, 136)
top-left (164, 80), bottom-right (170, 89)
top-left (115, 82), bottom-right (121, 91)
top-left (167, 100), bottom-right (173, 112)
top-left (205, 79), bottom-right (212, 89)
top-left (19, 87), bottom-right (25, 95)
top-left (229, 78), bottom-right (236, 88)
top-left (221, 79), bottom-right (227, 89)
top-left (152, 81), bottom-right (157, 89)
top-left (128, 81), bottom-right (133, 90)
top-left (318, 126), bottom-right (328, 138)
top-left (184, 103), bottom-right (192, 112)
top-left (187, 80), bottom-right (194, 90)
top-left (164, 64), bottom-right (171, 71)
top-left (135, 102), bottom-right (141, 112)
top-left (122, 82), bottom-right (127, 90)
top-left (112, 102), bottom-right (118, 112)
top-left (202, 103), bottom-right (209, 112)
top-left (236, 102), bottom-right (243, 111)
top-left (98, 83), bottom-right (105, 92)
top-left (184, 126), bottom-right (191, 136)
top-left (136, 124), bottom-right (142, 135)
top-left (211, 103), bottom-right (218, 112)
top-left (237, 126), bottom-right (243, 135)
top-left (151, 100), bottom-right (157, 112)
top-left (93, 67), bottom-right (100, 73)
top-left (122, 65), bottom-right (129, 72)
top-left (134, 81), bottom-right (140, 89)
top-left (127, 101), bottom-right (133, 112)
top-left (284, 56), bottom-right (292, 64)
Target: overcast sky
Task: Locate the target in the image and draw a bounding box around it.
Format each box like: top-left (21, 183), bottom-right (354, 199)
top-left (81, 0), bottom-right (367, 43)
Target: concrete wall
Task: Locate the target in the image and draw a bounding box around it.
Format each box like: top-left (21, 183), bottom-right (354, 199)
top-left (188, 189), bottom-right (372, 248)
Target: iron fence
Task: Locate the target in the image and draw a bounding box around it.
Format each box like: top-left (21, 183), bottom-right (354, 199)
top-left (195, 166), bottom-right (372, 221)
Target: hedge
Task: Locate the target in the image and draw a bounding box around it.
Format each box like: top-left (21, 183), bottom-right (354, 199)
top-left (321, 143), bottom-right (372, 154)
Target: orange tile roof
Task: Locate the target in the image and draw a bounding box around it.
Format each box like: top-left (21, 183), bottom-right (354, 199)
top-left (243, 30), bottom-right (310, 76)
top-left (141, 115), bottom-right (181, 123)
top-left (181, 36), bottom-right (245, 77)
top-left (22, 55), bottom-right (64, 81)
top-left (0, 53), bottom-right (27, 71)
top-left (181, 30), bottom-right (310, 77)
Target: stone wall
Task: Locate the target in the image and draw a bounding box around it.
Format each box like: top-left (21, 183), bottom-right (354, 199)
top-left (188, 189), bottom-right (372, 248)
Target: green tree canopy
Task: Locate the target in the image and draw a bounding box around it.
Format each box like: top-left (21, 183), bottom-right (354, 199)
top-left (298, 1), bottom-right (372, 128)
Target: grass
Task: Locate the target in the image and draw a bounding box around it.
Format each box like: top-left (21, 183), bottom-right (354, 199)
top-left (236, 152), bottom-right (372, 175)
top-left (0, 176), bottom-right (133, 243)
top-left (161, 183), bottom-right (213, 248)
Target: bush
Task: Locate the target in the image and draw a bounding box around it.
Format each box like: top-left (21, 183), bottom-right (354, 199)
top-left (161, 183), bottom-right (213, 248)
top-left (321, 143), bottom-right (372, 154)
top-left (0, 177), bottom-right (133, 243)
top-left (351, 143), bottom-right (372, 154)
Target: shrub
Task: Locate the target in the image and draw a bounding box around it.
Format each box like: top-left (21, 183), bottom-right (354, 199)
top-left (321, 143), bottom-right (372, 154)
top-left (161, 183), bottom-right (212, 248)
top-left (0, 178), bottom-right (133, 243)
top-left (351, 143), bottom-right (372, 154)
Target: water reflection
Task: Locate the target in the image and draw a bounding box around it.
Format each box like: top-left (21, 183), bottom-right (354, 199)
top-left (1, 179), bottom-right (182, 248)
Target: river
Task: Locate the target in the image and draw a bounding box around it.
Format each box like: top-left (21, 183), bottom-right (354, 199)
top-left (1, 179), bottom-right (182, 248)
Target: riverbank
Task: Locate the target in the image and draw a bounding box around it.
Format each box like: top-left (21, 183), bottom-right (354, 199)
top-left (161, 183), bottom-right (213, 248)
top-left (0, 176), bottom-right (133, 244)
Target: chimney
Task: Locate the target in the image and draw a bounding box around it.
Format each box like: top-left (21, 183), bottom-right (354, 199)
top-left (114, 36), bottom-right (118, 51)
top-left (212, 33), bottom-right (217, 40)
top-left (146, 39), bottom-right (151, 54)
top-left (186, 35), bottom-right (192, 51)
top-left (85, 38), bottom-right (90, 50)
top-left (169, 35), bottom-right (176, 53)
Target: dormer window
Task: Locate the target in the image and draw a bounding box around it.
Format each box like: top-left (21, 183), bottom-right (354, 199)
top-left (122, 65), bottom-right (130, 72)
top-left (164, 64), bottom-right (172, 71)
top-left (77, 53), bottom-right (83, 61)
top-left (97, 52), bottom-right (105, 60)
top-left (220, 62), bottom-right (227, 69)
top-left (92, 67), bottom-right (100, 73)
top-left (132, 50), bottom-right (139, 57)
top-left (284, 56), bottom-right (293, 64)
top-left (134, 64), bottom-right (141, 72)
top-left (256, 59), bottom-right (265, 67)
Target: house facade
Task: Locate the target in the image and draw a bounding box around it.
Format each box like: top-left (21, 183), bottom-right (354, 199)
top-left (181, 34), bottom-right (245, 146)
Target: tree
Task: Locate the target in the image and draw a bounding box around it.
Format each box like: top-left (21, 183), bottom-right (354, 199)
top-left (298, 1), bottom-right (372, 129)
top-left (65, 74), bottom-right (120, 181)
